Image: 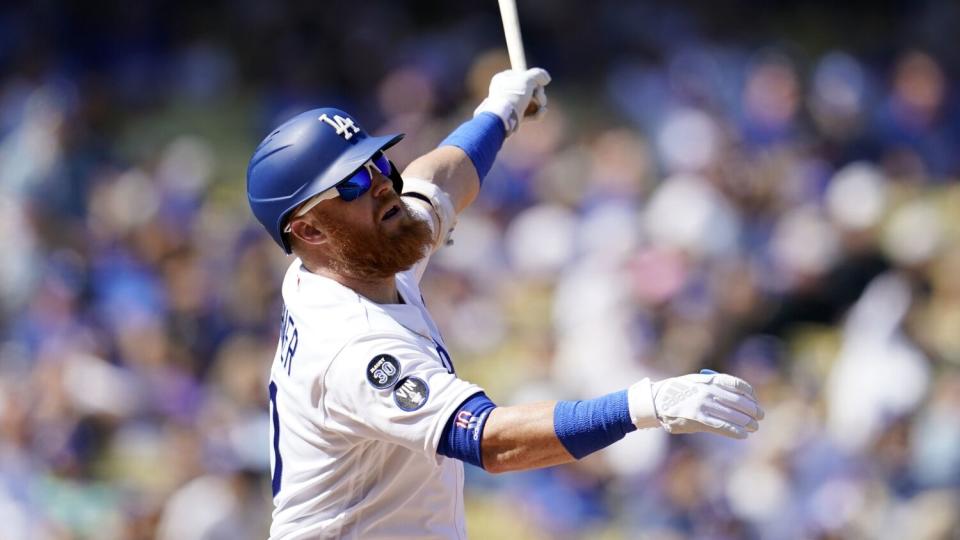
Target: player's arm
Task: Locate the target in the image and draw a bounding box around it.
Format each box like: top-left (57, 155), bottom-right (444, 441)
top-left (439, 372), bottom-right (764, 473)
top-left (401, 68), bottom-right (551, 214)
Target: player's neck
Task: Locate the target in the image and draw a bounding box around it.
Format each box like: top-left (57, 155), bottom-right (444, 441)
top-left (338, 274), bottom-right (401, 304)
top-left (308, 264), bottom-right (401, 304)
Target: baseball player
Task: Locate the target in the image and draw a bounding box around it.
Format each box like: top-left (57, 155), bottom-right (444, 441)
top-left (246, 68), bottom-right (764, 539)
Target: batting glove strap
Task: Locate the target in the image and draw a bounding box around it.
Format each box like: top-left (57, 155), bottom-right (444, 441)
top-left (627, 378), bottom-right (661, 430)
top-left (473, 68), bottom-right (551, 136)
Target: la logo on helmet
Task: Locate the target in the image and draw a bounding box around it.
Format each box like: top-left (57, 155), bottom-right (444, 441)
top-left (319, 113), bottom-right (360, 140)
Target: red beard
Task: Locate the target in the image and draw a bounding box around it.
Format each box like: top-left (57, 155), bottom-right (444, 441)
top-left (314, 201), bottom-right (434, 280)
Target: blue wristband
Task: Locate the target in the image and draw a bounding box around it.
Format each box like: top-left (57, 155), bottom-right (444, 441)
top-left (554, 390), bottom-right (637, 460)
top-left (438, 112), bottom-right (506, 184)
top-left (438, 392), bottom-right (497, 469)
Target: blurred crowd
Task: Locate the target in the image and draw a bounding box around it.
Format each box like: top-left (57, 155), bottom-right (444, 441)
top-left (1, 1), bottom-right (959, 539)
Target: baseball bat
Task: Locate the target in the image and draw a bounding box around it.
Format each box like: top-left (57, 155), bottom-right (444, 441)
top-left (497, 0), bottom-right (527, 71)
top-left (498, 0), bottom-right (542, 117)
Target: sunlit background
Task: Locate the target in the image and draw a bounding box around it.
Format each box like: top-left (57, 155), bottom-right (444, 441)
top-left (1, 1), bottom-right (959, 538)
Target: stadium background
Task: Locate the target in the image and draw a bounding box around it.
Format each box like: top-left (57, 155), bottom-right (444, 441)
top-left (1, 0), bottom-right (959, 538)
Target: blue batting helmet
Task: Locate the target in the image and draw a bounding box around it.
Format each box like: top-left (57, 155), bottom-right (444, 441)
top-left (246, 107), bottom-right (404, 253)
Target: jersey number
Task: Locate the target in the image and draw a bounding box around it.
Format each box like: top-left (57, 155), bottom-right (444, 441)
top-left (269, 380), bottom-right (283, 497)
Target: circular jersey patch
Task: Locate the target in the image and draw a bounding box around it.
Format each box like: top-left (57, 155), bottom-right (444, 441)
top-left (366, 354), bottom-right (401, 389)
top-left (393, 377), bottom-right (429, 411)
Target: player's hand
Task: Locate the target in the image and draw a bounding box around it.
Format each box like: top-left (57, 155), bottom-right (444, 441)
top-left (627, 372), bottom-right (764, 439)
top-left (474, 67), bottom-right (551, 136)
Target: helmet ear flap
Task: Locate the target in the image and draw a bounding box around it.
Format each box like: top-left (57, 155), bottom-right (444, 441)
top-left (387, 160), bottom-right (403, 194)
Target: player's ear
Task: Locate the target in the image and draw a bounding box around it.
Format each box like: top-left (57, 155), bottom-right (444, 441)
top-left (288, 218), bottom-right (327, 247)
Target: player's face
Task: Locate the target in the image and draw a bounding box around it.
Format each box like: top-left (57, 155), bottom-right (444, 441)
top-left (309, 164), bottom-right (433, 280)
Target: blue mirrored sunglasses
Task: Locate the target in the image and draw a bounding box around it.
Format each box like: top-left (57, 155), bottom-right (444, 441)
top-left (285, 152), bottom-right (395, 232)
top-left (334, 152), bottom-right (393, 201)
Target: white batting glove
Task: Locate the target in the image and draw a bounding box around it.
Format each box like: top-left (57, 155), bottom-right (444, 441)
top-left (474, 68), bottom-right (551, 136)
top-left (627, 372), bottom-right (764, 439)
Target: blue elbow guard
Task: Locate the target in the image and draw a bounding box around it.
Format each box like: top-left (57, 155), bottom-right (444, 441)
top-left (438, 113), bottom-right (506, 184)
top-left (554, 390), bottom-right (637, 459)
top-left (438, 392), bottom-right (497, 469)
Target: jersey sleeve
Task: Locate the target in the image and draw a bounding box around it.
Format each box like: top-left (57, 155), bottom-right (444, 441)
top-left (321, 332), bottom-right (482, 460)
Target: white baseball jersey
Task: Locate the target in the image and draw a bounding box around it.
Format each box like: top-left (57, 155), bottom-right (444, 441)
top-left (267, 183), bottom-right (482, 539)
